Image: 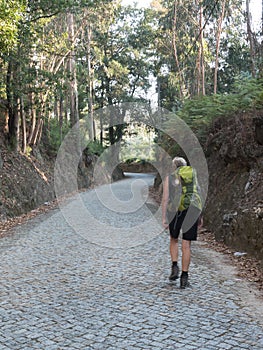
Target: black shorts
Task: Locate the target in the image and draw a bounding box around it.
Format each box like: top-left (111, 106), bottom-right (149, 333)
top-left (169, 206), bottom-right (201, 241)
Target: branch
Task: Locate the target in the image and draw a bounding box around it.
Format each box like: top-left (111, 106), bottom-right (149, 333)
top-left (23, 11), bottom-right (61, 24)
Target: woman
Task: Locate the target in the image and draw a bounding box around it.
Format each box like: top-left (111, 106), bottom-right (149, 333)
top-left (162, 157), bottom-right (202, 288)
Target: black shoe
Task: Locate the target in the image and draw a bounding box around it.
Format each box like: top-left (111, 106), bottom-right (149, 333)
top-left (180, 273), bottom-right (190, 289)
top-left (169, 264), bottom-right (179, 281)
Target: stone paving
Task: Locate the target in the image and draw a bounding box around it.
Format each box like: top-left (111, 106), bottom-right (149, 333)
top-left (0, 174), bottom-right (263, 349)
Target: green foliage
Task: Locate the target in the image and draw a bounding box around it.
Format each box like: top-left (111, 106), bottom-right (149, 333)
top-left (153, 0), bottom-right (254, 106)
top-left (86, 140), bottom-right (105, 156)
top-left (1, 0), bottom-right (262, 159)
top-left (120, 123), bottom-right (156, 162)
top-left (163, 77), bottom-right (263, 146)
top-left (48, 118), bottom-right (70, 153)
top-left (0, 0), bottom-right (26, 53)
top-left (25, 145), bottom-right (32, 157)
top-left (155, 131), bottom-right (183, 159)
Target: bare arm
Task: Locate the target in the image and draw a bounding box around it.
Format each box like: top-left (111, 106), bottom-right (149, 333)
top-left (162, 176), bottom-right (169, 229)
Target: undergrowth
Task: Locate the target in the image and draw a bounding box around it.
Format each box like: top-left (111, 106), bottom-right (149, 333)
top-left (163, 76), bottom-right (263, 148)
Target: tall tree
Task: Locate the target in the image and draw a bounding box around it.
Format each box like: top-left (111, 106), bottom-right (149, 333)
top-left (67, 12), bottom-right (79, 127)
top-left (172, 0), bottom-right (184, 98)
top-left (90, 5), bottom-right (155, 146)
top-left (246, 0), bottom-right (256, 77)
top-left (6, 55), bottom-right (19, 149)
top-left (199, 1), bottom-right (206, 96)
top-left (214, 0), bottom-right (227, 94)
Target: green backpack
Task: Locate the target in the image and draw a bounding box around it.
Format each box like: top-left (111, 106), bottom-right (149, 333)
top-left (168, 166), bottom-right (202, 213)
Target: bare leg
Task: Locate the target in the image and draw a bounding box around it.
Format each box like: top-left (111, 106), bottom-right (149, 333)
top-left (170, 237), bottom-right (179, 262)
top-left (169, 237), bottom-right (179, 280)
top-left (182, 239), bottom-right (191, 272)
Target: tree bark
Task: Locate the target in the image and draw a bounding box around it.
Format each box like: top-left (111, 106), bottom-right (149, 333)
top-left (67, 12), bottom-right (79, 127)
top-left (196, 16), bottom-right (201, 95)
top-left (196, 1), bottom-right (205, 96)
top-left (199, 5), bottom-right (206, 96)
top-left (31, 117), bottom-right (43, 147)
top-left (246, 0), bottom-right (256, 77)
top-left (172, 0), bottom-right (184, 98)
top-left (20, 95), bottom-right (27, 153)
top-left (59, 94), bottom-right (64, 143)
top-left (27, 92), bottom-right (36, 146)
top-left (6, 59), bottom-right (19, 150)
top-left (214, 0), bottom-right (226, 94)
top-left (87, 24), bottom-right (95, 141)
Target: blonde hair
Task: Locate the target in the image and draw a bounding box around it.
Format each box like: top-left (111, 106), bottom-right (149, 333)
top-left (172, 157), bottom-right (187, 168)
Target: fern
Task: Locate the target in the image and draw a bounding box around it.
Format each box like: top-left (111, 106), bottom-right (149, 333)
top-left (162, 77), bottom-right (263, 151)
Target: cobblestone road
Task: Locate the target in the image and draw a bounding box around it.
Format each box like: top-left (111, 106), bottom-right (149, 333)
top-left (0, 174), bottom-right (263, 350)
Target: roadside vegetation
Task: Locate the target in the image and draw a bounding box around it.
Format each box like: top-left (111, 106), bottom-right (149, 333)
top-left (0, 0), bottom-right (262, 159)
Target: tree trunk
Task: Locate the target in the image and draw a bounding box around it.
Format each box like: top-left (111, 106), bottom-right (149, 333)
top-left (87, 24), bottom-right (95, 141)
top-left (172, 0), bottom-right (184, 98)
top-left (67, 12), bottom-right (79, 127)
top-left (99, 85), bottom-right (105, 145)
top-left (260, 0), bottom-right (263, 77)
top-left (196, 21), bottom-right (201, 95)
top-left (31, 118), bottom-right (43, 147)
top-left (199, 5), bottom-right (206, 96)
top-left (54, 95), bottom-right (59, 120)
top-left (27, 92), bottom-right (37, 146)
top-left (20, 95), bottom-right (27, 153)
top-left (196, 1), bottom-right (205, 97)
top-left (246, 0), bottom-right (256, 77)
top-left (64, 93), bottom-right (68, 122)
top-left (214, 0), bottom-right (226, 94)
top-left (6, 59), bottom-right (19, 150)
top-left (59, 94), bottom-right (64, 142)
top-left (105, 77), bottom-right (115, 145)
top-left (36, 119), bottom-right (43, 147)
top-left (100, 114), bottom-right (103, 145)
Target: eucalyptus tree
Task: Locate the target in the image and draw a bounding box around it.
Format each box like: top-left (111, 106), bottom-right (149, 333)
top-left (244, 0), bottom-right (263, 77)
top-left (0, 0), bottom-right (27, 149)
top-left (150, 0), bottom-right (257, 160)
top-left (151, 0), bottom-right (203, 110)
top-left (151, 0), bottom-right (254, 111)
top-left (208, 0), bottom-right (251, 93)
top-left (1, 0), bottom-right (69, 150)
top-left (76, 2), bottom-right (120, 141)
top-left (86, 5), bottom-right (156, 147)
top-left (1, 0), bottom-right (116, 151)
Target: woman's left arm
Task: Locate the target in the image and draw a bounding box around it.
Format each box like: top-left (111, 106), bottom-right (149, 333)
top-left (162, 176), bottom-right (169, 229)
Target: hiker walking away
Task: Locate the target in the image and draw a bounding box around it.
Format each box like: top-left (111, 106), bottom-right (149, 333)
top-left (162, 157), bottom-right (203, 288)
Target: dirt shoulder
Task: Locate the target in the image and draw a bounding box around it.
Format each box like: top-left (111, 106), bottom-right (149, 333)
top-left (0, 147), bottom-right (55, 221)
top-left (198, 228), bottom-right (263, 293)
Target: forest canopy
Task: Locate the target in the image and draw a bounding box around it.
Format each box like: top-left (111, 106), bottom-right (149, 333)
top-left (0, 0), bottom-right (262, 157)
